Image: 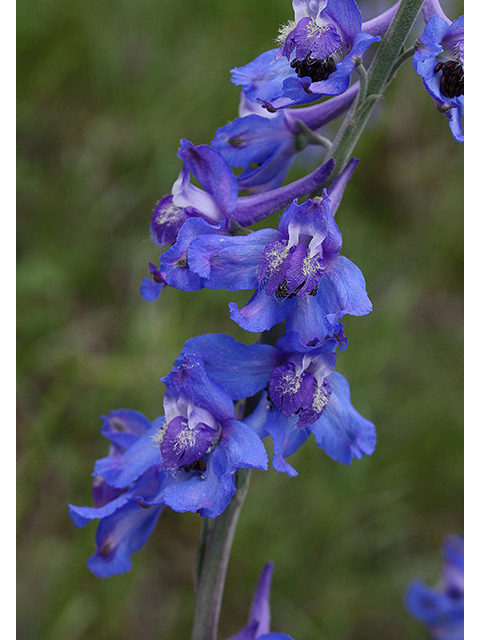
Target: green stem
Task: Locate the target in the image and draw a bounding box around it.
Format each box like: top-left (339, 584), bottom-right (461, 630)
top-left (355, 63), bottom-right (369, 106)
top-left (327, 0), bottom-right (425, 177)
top-left (191, 468), bottom-right (252, 640)
top-left (386, 44), bottom-right (416, 84)
top-left (295, 119), bottom-right (333, 152)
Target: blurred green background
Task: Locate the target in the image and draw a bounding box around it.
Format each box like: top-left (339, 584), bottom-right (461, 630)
top-left (17, 0), bottom-right (463, 638)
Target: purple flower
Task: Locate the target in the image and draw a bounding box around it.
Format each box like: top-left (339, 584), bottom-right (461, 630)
top-left (227, 194), bottom-right (370, 343)
top-left (212, 110), bottom-right (299, 195)
top-left (149, 139), bottom-right (334, 247)
top-left (69, 352), bottom-right (268, 577)
top-left (68, 409), bottom-right (166, 577)
top-left (211, 85), bottom-right (357, 194)
top-left (413, 13), bottom-right (464, 142)
top-left (245, 334), bottom-right (376, 477)
top-left (181, 160), bottom-right (370, 342)
top-left (406, 536), bottom-right (464, 640)
top-left (145, 138), bottom-right (335, 295)
top-left (149, 139), bottom-right (238, 247)
top-left (181, 332), bottom-right (376, 478)
top-left (227, 562), bottom-right (295, 640)
top-left (231, 0), bottom-right (381, 110)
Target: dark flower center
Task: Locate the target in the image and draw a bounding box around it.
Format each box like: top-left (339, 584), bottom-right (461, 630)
top-left (435, 60), bottom-right (464, 98)
top-left (290, 54), bottom-right (336, 83)
top-left (267, 362), bottom-right (332, 427)
top-left (275, 280), bottom-right (318, 299)
top-left (159, 415), bottom-right (217, 474)
top-left (258, 238), bottom-right (324, 299)
top-left (181, 456), bottom-right (207, 475)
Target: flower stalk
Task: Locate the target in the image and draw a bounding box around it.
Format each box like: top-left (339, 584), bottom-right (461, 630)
top-left (191, 468), bottom-right (252, 640)
top-left (326, 0), bottom-right (426, 177)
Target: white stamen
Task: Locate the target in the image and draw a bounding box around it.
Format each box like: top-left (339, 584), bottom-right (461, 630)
top-left (301, 252), bottom-right (321, 279)
top-left (173, 428), bottom-right (198, 453)
top-left (279, 369), bottom-right (302, 396)
top-left (263, 243), bottom-right (290, 277)
top-left (154, 202), bottom-right (183, 227)
top-left (152, 419), bottom-right (168, 445)
top-left (306, 20), bottom-right (329, 40)
top-left (276, 20), bottom-right (297, 45)
top-left (312, 383), bottom-right (330, 413)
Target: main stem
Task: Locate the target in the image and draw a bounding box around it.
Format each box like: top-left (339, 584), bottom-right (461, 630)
top-left (191, 468), bottom-right (252, 640)
top-left (327, 0), bottom-right (425, 177)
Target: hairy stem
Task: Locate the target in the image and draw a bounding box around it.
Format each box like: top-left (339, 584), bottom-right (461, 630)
top-left (326, 0), bottom-right (425, 177)
top-left (191, 468), bottom-right (252, 640)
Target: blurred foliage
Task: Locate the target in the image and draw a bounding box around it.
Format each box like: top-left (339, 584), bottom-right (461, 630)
top-left (17, 1), bottom-right (463, 639)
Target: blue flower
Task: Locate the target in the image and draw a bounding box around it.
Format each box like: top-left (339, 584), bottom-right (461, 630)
top-left (68, 409), bottom-right (166, 577)
top-left (212, 110), bottom-right (299, 195)
top-left (227, 195), bottom-right (371, 343)
top-left (406, 535), bottom-right (464, 640)
top-left (144, 138), bottom-right (335, 295)
top-left (149, 139), bottom-right (334, 247)
top-left (244, 333), bottom-right (376, 477)
top-left (69, 353), bottom-right (268, 577)
top-left (183, 161), bottom-right (371, 343)
top-left (181, 332), bottom-right (376, 478)
top-left (211, 84), bottom-right (357, 194)
top-left (413, 13), bottom-right (464, 142)
top-left (227, 562), bottom-right (295, 640)
top-left (231, 0), bottom-right (381, 110)
top-left (149, 139), bottom-right (238, 246)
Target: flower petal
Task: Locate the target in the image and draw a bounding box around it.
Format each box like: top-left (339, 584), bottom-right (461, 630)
top-left (231, 49), bottom-right (293, 110)
top-left (187, 229), bottom-right (280, 290)
top-left (264, 408), bottom-right (310, 477)
top-left (229, 289), bottom-right (293, 334)
top-left (163, 453), bottom-right (236, 518)
top-left (310, 371), bottom-right (376, 463)
top-left (177, 139), bottom-right (238, 219)
top-left (219, 419), bottom-right (269, 475)
top-left (163, 354), bottom-right (235, 422)
top-left (86, 501), bottom-right (164, 578)
top-left (179, 333), bottom-right (282, 400)
top-left (69, 491), bottom-right (132, 528)
top-left (100, 409), bottom-right (153, 452)
top-left (94, 423), bottom-right (164, 489)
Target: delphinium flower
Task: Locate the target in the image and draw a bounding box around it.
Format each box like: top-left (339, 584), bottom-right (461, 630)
top-left (69, 352), bottom-right (269, 577)
top-left (227, 562), bottom-right (295, 640)
top-left (143, 138), bottom-right (334, 297)
top-left (413, 6), bottom-right (464, 142)
top-left (247, 329), bottom-right (376, 476)
top-left (406, 535), bottom-right (464, 640)
top-left (211, 83), bottom-right (358, 194)
top-left (184, 158), bottom-right (370, 344)
top-left (227, 193), bottom-right (371, 342)
top-left (149, 139), bottom-right (335, 245)
top-left (230, 0), bottom-right (387, 110)
top-left (68, 409), bottom-right (166, 577)
top-left (180, 331), bottom-right (376, 478)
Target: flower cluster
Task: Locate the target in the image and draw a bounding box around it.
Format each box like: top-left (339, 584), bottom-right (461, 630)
top-left (69, 321), bottom-right (375, 575)
top-left (69, 350), bottom-right (269, 576)
top-left (70, 3), bottom-right (464, 638)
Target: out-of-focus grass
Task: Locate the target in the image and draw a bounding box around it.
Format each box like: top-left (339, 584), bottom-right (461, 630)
top-left (17, 1), bottom-right (463, 639)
